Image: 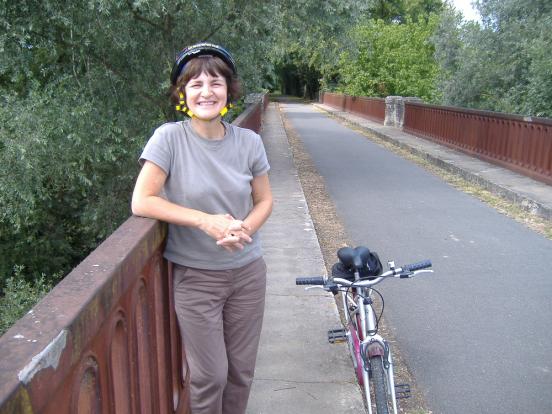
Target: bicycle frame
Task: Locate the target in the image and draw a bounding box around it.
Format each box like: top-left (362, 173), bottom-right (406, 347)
top-left (338, 273), bottom-right (398, 414)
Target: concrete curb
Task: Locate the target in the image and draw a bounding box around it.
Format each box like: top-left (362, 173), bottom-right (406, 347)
top-left (313, 103), bottom-right (552, 221)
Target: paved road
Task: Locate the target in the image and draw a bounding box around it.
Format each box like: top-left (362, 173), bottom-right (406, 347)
top-left (282, 103), bottom-right (552, 414)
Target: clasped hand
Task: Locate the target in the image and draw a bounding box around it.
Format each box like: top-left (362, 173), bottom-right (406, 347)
top-left (199, 214), bottom-right (252, 252)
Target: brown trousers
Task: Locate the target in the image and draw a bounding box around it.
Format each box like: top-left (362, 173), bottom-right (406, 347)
top-left (173, 257), bottom-right (267, 414)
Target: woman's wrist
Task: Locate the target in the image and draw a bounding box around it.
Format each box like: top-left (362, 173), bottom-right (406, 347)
top-left (195, 211), bottom-right (210, 231)
top-left (241, 220), bottom-right (254, 236)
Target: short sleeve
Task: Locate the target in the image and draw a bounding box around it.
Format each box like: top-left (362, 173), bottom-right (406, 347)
top-left (139, 126), bottom-right (172, 175)
top-left (251, 134), bottom-right (270, 177)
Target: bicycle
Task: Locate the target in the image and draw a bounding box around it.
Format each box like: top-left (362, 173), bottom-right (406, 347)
top-left (296, 246), bottom-right (433, 414)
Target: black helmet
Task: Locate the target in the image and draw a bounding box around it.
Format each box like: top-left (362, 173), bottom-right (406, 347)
top-left (170, 43), bottom-right (237, 85)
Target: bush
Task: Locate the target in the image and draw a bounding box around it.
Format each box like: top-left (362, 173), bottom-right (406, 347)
top-left (337, 17), bottom-right (439, 101)
top-left (0, 266), bottom-right (56, 336)
top-left (0, 81), bottom-right (146, 288)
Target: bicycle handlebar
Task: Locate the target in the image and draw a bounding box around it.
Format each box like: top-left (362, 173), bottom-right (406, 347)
top-left (295, 259), bottom-right (433, 287)
top-left (402, 260), bottom-right (432, 272)
top-left (296, 276), bottom-right (325, 285)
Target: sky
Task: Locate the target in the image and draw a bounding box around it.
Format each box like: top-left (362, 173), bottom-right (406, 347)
top-left (449, 0), bottom-right (480, 21)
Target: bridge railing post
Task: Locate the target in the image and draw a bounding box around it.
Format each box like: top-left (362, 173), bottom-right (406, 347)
top-left (385, 96), bottom-right (423, 128)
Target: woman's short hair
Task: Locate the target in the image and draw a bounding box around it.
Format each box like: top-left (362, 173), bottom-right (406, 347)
top-left (169, 56), bottom-right (241, 106)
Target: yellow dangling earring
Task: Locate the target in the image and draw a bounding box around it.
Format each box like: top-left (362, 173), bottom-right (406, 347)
top-left (219, 103), bottom-right (233, 117)
top-left (176, 92), bottom-right (194, 117)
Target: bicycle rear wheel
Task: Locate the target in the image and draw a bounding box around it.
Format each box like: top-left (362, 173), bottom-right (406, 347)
top-left (370, 356), bottom-right (390, 414)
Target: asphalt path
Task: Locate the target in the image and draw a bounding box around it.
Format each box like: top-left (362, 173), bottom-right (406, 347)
top-left (282, 103), bottom-right (552, 414)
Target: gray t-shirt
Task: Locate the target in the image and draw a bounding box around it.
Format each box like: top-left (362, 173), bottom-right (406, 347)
top-left (139, 120), bottom-right (270, 270)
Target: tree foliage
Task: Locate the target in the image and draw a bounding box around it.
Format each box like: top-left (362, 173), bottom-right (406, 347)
top-left (336, 16), bottom-right (440, 101)
top-left (0, 0), bottom-right (298, 290)
top-left (367, 0), bottom-right (443, 23)
top-left (0, 268), bottom-right (54, 336)
top-left (270, 0), bottom-right (369, 99)
top-left (433, 0), bottom-right (552, 116)
top-left (331, 0), bottom-right (552, 117)
top-left (269, 0), bottom-right (444, 99)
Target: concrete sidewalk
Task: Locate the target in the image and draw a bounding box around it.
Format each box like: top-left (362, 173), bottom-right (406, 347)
top-left (247, 104), bottom-right (364, 413)
top-left (314, 103), bottom-right (552, 221)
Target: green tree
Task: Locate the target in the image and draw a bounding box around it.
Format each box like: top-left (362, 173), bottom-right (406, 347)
top-left (367, 0), bottom-right (443, 23)
top-left (0, 0), bottom-right (289, 290)
top-left (270, 0), bottom-right (369, 99)
top-left (337, 16), bottom-right (440, 101)
top-left (433, 0), bottom-right (552, 116)
top-left (0, 268), bottom-right (55, 336)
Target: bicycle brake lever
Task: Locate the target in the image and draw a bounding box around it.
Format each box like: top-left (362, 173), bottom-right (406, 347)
top-left (407, 269), bottom-right (434, 278)
top-left (304, 286), bottom-right (326, 291)
top-left (326, 282), bottom-right (339, 295)
top-left (399, 271), bottom-right (413, 278)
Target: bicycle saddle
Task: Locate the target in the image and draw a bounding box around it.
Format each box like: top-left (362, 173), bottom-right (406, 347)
top-left (333, 246), bottom-right (383, 280)
top-left (338, 246), bottom-right (371, 271)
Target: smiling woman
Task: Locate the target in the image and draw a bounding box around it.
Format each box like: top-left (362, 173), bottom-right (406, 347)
top-left (169, 49), bottom-right (242, 128)
top-left (184, 72), bottom-right (228, 127)
top-left (131, 43), bottom-right (273, 414)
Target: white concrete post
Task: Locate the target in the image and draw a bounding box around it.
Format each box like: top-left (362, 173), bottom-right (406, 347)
top-left (384, 96), bottom-right (423, 128)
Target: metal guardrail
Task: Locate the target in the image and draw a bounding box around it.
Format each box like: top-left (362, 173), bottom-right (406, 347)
top-left (403, 102), bottom-right (552, 186)
top-left (321, 92), bottom-right (552, 186)
top-left (0, 95), bottom-right (268, 414)
top-left (233, 94), bottom-right (269, 133)
top-left (321, 92), bottom-right (385, 122)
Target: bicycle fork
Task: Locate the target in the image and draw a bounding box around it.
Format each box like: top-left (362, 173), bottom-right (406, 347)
top-left (359, 289), bottom-right (398, 414)
top-left (361, 337), bottom-right (398, 414)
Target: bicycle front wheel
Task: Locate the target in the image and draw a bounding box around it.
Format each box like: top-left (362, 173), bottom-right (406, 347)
top-left (370, 356), bottom-right (390, 414)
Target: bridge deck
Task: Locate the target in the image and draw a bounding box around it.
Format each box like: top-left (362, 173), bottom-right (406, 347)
top-left (281, 101), bottom-right (552, 414)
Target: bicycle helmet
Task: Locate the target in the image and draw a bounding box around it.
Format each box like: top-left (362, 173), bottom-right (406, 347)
top-left (170, 43), bottom-right (237, 85)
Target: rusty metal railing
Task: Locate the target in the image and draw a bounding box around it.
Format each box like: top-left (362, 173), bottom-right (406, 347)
top-left (320, 92), bottom-right (552, 186)
top-left (404, 102), bottom-right (552, 185)
top-left (233, 94), bottom-right (268, 133)
top-left (0, 218), bottom-right (185, 414)
top-left (321, 92), bottom-right (385, 122)
top-left (0, 96), bottom-right (268, 414)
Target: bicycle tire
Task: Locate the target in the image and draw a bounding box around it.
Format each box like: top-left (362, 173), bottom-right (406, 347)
top-left (370, 356), bottom-right (390, 414)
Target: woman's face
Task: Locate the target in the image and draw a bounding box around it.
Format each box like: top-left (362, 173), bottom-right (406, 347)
top-left (184, 71), bottom-right (228, 121)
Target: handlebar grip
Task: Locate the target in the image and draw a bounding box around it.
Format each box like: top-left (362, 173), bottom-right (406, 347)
top-left (403, 260), bottom-right (432, 272)
top-left (296, 276), bottom-right (325, 285)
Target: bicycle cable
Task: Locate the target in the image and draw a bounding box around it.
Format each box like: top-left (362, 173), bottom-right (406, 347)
top-left (342, 282), bottom-right (385, 336)
top-left (368, 287), bottom-right (384, 335)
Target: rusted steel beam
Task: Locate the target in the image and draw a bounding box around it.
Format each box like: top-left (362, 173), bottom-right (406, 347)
top-left (0, 217), bottom-right (190, 414)
top-left (321, 92), bottom-right (552, 185)
top-left (0, 94), bottom-right (268, 413)
top-left (404, 102), bottom-right (552, 185)
top-left (347, 96), bottom-right (385, 122)
top-left (233, 98), bottom-right (267, 133)
top-left (322, 92), bottom-right (385, 122)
